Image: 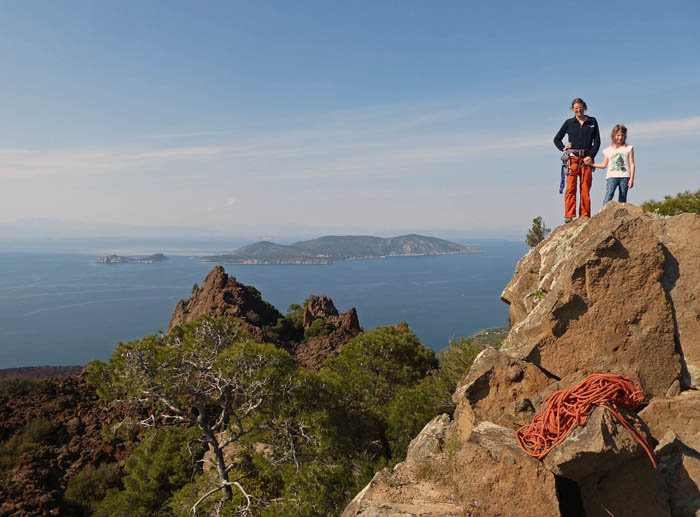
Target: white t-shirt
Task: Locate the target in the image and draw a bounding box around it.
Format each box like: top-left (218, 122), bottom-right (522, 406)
top-left (603, 145), bottom-right (633, 179)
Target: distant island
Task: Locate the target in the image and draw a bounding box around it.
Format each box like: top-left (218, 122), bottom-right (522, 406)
top-left (200, 234), bottom-right (480, 264)
top-left (96, 253), bottom-right (168, 264)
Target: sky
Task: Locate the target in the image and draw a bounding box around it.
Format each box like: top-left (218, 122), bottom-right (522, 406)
top-left (1, 0), bottom-right (699, 241)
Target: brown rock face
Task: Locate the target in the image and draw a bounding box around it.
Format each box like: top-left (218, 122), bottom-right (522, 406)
top-left (501, 203), bottom-right (688, 396)
top-left (541, 406), bottom-right (655, 481)
top-left (346, 204), bottom-right (700, 517)
top-left (168, 266), bottom-right (282, 340)
top-left (649, 213), bottom-right (700, 388)
top-left (343, 418), bottom-right (560, 517)
top-left (452, 347), bottom-right (552, 430)
top-left (294, 296), bottom-right (362, 369)
top-left (303, 295), bottom-right (340, 325)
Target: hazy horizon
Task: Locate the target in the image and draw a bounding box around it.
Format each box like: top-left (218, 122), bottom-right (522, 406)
top-left (0, 217), bottom-right (527, 246)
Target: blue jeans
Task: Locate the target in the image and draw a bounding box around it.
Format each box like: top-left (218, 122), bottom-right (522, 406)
top-left (604, 177), bottom-right (629, 204)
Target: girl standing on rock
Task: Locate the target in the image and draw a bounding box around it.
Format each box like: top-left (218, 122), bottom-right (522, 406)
top-left (554, 98), bottom-right (601, 223)
top-left (592, 124), bottom-right (635, 205)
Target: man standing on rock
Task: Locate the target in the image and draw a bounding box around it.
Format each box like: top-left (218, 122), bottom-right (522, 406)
top-left (554, 98), bottom-right (601, 223)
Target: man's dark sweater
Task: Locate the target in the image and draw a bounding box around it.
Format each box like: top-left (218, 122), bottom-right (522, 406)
top-left (553, 117), bottom-right (601, 159)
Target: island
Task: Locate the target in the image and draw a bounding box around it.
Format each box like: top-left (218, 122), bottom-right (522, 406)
top-left (200, 234), bottom-right (480, 264)
top-left (96, 253), bottom-right (168, 264)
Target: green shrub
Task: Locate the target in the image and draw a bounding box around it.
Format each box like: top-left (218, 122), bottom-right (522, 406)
top-left (21, 417), bottom-right (56, 445)
top-left (643, 189), bottom-right (700, 216)
top-left (0, 437), bottom-right (20, 470)
top-left (437, 337), bottom-right (482, 393)
top-left (304, 318), bottom-right (336, 340)
top-left (0, 417), bottom-right (57, 471)
top-left (0, 376), bottom-right (36, 398)
top-left (95, 427), bottom-right (204, 517)
top-left (64, 463), bottom-right (121, 514)
top-left (526, 216), bottom-right (551, 247)
top-left (386, 378), bottom-right (445, 460)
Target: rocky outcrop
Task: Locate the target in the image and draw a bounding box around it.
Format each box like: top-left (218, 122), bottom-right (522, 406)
top-left (167, 266), bottom-right (282, 340)
top-left (345, 204), bottom-right (700, 517)
top-left (295, 295), bottom-right (362, 369)
top-left (343, 416), bottom-right (560, 517)
top-left (0, 369), bottom-right (146, 516)
top-left (501, 203), bottom-right (689, 396)
top-left (168, 267), bottom-right (362, 369)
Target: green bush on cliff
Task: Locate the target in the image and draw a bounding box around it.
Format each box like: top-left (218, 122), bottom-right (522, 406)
top-left (643, 189), bottom-right (700, 216)
top-left (95, 427), bottom-right (204, 517)
top-left (0, 376), bottom-right (39, 398)
top-left (303, 318), bottom-right (336, 340)
top-left (20, 416), bottom-right (57, 445)
top-left (262, 303), bottom-right (305, 343)
top-left (436, 337), bottom-right (483, 394)
top-left (526, 216), bottom-right (551, 247)
top-left (0, 416), bottom-right (58, 470)
top-left (319, 326), bottom-right (437, 462)
top-left (64, 462), bottom-right (121, 514)
top-left (385, 337), bottom-right (482, 460)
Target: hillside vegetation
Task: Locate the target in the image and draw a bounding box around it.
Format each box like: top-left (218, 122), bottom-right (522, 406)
top-left (78, 314), bottom-right (482, 516)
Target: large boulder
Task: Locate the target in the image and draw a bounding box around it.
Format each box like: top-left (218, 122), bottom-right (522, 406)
top-left (648, 213), bottom-right (700, 387)
top-left (501, 203), bottom-right (689, 396)
top-left (343, 418), bottom-right (560, 517)
top-left (452, 347), bottom-right (554, 431)
top-left (542, 405), bottom-right (655, 481)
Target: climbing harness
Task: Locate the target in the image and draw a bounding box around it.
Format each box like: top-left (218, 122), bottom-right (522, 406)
top-left (515, 373), bottom-right (657, 468)
top-left (559, 149), bottom-right (587, 194)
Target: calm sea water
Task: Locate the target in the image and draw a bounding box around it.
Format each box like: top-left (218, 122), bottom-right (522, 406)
top-left (0, 240), bottom-right (527, 369)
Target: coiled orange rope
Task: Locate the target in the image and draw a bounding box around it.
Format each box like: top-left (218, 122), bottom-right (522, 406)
top-left (515, 373), bottom-right (657, 468)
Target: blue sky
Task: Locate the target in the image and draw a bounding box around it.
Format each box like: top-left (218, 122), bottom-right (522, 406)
top-left (2, 0), bottom-right (699, 239)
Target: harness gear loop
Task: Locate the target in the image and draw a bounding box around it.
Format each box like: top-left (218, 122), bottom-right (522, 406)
top-left (559, 149), bottom-right (587, 194)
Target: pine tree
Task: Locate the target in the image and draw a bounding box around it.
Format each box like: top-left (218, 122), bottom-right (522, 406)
top-left (525, 216), bottom-right (551, 247)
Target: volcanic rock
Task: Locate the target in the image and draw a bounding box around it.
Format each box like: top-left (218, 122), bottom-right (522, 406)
top-left (542, 405), bottom-right (655, 481)
top-left (639, 390), bottom-right (700, 449)
top-left (168, 267), bottom-right (361, 369)
top-left (501, 203), bottom-right (688, 396)
top-left (167, 266), bottom-right (282, 340)
top-left (452, 347), bottom-right (553, 430)
top-left (342, 418), bottom-right (560, 517)
top-left (578, 453), bottom-right (671, 517)
top-left (653, 432), bottom-right (700, 517)
top-left (0, 368), bottom-right (147, 516)
top-left (294, 296), bottom-right (362, 369)
top-left (648, 213), bottom-right (700, 387)
top-left (303, 295), bottom-right (340, 325)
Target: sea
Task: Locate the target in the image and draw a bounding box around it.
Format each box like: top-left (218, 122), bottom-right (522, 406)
top-left (0, 239), bottom-right (528, 369)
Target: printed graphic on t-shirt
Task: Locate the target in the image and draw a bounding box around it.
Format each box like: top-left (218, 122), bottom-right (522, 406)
top-left (611, 153), bottom-right (627, 173)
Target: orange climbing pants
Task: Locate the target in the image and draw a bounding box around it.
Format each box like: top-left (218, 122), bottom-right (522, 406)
top-left (564, 155), bottom-right (592, 218)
